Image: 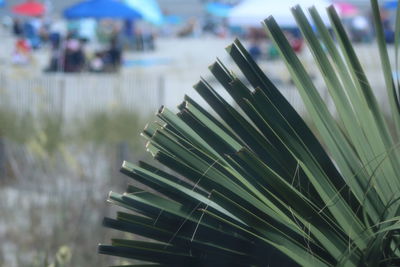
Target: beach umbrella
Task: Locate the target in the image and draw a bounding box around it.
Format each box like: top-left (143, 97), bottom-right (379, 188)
top-left (334, 2), bottom-right (359, 17)
top-left (12, 0), bottom-right (45, 16)
top-left (64, 0), bottom-right (142, 19)
top-left (206, 2), bottom-right (234, 17)
top-left (124, 0), bottom-right (163, 25)
top-left (228, 0), bottom-right (331, 27)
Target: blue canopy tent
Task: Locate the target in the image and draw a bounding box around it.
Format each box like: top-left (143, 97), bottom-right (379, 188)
top-left (384, 0), bottom-right (398, 9)
top-left (206, 2), bottom-right (233, 17)
top-left (124, 0), bottom-right (163, 25)
top-left (163, 15), bottom-right (183, 25)
top-left (64, 0), bottom-right (142, 19)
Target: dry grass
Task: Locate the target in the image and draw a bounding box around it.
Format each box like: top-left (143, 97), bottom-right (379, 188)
top-left (0, 108), bottom-right (150, 266)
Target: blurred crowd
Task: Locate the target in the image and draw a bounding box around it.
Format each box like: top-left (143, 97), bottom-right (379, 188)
top-left (4, 1), bottom-right (400, 70)
top-left (9, 17), bottom-right (157, 73)
top-left (233, 8), bottom-right (398, 61)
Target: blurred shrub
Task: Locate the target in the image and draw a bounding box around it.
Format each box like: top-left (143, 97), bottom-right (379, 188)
top-left (0, 106), bottom-right (150, 266)
top-left (73, 108), bottom-right (149, 151)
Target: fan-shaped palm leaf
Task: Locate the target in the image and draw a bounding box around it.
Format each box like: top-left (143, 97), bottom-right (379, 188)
top-left (99, 1), bottom-right (400, 266)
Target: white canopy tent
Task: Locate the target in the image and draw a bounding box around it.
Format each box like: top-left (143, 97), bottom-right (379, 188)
top-left (228, 0), bottom-right (332, 28)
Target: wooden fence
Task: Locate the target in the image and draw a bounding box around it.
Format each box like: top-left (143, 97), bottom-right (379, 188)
top-left (0, 71), bottom-right (356, 123)
top-left (0, 73), bottom-right (165, 121)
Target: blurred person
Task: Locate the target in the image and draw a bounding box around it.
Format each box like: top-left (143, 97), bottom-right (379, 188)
top-left (382, 13), bottom-right (394, 44)
top-left (202, 14), bottom-right (217, 34)
top-left (247, 27), bottom-right (265, 42)
top-left (31, 16), bottom-right (44, 45)
top-left (178, 18), bottom-right (201, 37)
top-left (247, 27), bottom-right (264, 61)
top-left (134, 27), bottom-right (144, 51)
top-left (23, 19), bottom-right (40, 49)
top-left (104, 36), bottom-right (122, 72)
top-left (44, 34), bottom-right (63, 72)
top-left (384, 23), bottom-right (394, 44)
top-left (215, 18), bottom-right (229, 38)
top-left (351, 16), bottom-right (371, 43)
top-left (122, 19), bottom-right (136, 49)
top-left (49, 18), bottom-right (66, 50)
top-left (38, 24), bottom-right (49, 44)
top-left (284, 30), bottom-right (303, 53)
top-left (123, 19), bottom-right (134, 37)
top-left (142, 26), bottom-right (155, 51)
top-left (376, 9), bottom-right (394, 44)
top-left (89, 52), bottom-right (105, 72)
top-left (63, 33), bottom-right (86, 72)
top-left (12, 38), bottom-right (31, 65)
top-left (267, 43), bottom-right (279, 60)
top-left (30, 16), bottom-right (42, 33)
top-left (12, 18), bottom-right (23, 37)
top-left (96, 20), bottom-right (115, 44)
top-left (249, 40), bottom-right (262, 61)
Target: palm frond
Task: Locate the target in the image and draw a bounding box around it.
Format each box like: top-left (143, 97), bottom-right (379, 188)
top-left (99, 1), bottom-right (400, 266)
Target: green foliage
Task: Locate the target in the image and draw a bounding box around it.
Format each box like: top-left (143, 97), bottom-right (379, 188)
top-left (100, 1), bottom-right (400, 266)
top-left (74, 109), bottom-right (149, 151)
top-left (29, 245), bottom-right (72, 267)
top-left (0, 107), bottom-right (147, 156)
top-left (0, 108), bottom-right (64, 157)
top-left (0, 107), bottom-right (36, 143)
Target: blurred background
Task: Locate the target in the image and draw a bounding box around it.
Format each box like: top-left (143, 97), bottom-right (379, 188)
top-left (0, 0), bottom-right (398, 266)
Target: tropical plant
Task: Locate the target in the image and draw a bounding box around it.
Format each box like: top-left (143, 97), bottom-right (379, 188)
top-left (99, 1), bottom-right (400, 266)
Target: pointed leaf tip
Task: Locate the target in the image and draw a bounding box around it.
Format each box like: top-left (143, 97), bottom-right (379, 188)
top-left (157, 105), bottom-right (165, 115)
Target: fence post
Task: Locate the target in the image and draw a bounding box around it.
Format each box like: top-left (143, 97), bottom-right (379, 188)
top-left (0, 137), bottom-right (6, 181)
top-left (157, 75), bottom-right (165, 108)
top-left (59, 76), bottom-right (65, 123)
top-left (0, 72), bottom-right (3, 90)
